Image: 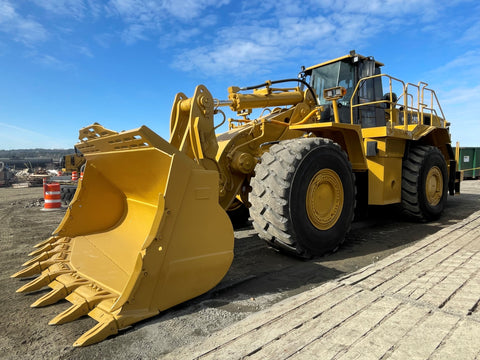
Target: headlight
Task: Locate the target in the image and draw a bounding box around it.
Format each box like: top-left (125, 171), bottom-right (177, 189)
top-left (323, 86), bottom-right (347, 101)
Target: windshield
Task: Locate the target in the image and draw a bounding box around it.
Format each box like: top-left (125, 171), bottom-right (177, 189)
top-left (310, 60), bottom-right (355, 106)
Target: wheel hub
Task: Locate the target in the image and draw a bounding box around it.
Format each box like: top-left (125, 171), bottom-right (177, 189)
top-left (426, 166), bottom-right (443, 206)
top-left (306, 169), bottom-right (344, 230)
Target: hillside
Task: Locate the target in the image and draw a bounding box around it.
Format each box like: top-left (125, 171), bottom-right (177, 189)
top-left (0, 149), bottom-right (75, 161)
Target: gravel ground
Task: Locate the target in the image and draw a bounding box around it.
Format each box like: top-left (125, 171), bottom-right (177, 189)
top-left (1, 181), bottom-right (479, 359)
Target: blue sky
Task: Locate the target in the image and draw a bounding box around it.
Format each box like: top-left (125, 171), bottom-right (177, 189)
top-left (0, 0), bottom-right (479, 149)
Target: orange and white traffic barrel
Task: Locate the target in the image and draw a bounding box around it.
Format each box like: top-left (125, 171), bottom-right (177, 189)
top-left (42, 182), bottom-right (62, 211)
top-left (71, 171), bottom-right (78, 181)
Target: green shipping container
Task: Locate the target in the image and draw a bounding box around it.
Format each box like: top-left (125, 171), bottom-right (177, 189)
top-left (458, 147), bottom-right (480, 179)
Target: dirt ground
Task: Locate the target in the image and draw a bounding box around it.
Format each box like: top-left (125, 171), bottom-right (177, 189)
top-left (1, 181), bottom-right (480, 360)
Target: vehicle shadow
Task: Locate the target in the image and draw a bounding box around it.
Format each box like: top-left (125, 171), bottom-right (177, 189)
top-left (211, 190), bottom-right (480, 301)
top-left (335, 191), bottom-right (480, 262)
top-left (118, 190), bottom-right (480, 350)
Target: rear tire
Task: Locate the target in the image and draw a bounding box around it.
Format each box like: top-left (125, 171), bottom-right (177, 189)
top-left (401, 145), bottom-right (448, 221)
top-left (250, 138), bottom-right (355, 258)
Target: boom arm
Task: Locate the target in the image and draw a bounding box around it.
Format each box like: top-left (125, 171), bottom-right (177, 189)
top-left (169, 83), bottom-right (318, 209)
top-left (169, 85), bottom-right (219, 172)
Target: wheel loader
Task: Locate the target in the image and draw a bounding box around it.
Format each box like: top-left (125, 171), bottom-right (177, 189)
top-left (13, 51), bottom-right (460, 346)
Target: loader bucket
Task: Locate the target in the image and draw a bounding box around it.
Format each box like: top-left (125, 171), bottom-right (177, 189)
top-left (12, 125), bottom-right (234, 346)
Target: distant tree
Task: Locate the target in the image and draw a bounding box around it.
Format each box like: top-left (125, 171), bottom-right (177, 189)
top-left (0, 149), bottom-right (75, 160)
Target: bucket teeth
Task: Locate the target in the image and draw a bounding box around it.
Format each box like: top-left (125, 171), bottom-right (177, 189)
top-left (29, 238), bottom-right (70, 257)
top-left (33, 236), bottom-right (60, 249)
top-left (16, 263), bottom-right (73, 293)
top-left (31, 274), bottom-right (89, 307)
top-left (28, 244), bottom-right (54, 257)
top-left (49, 285), bottom-right (116, 325)
top-left (22, 245), bottom-right (70, 267)
top-left (14, 235), bottom-right (123, 347)
top-left (12, 261), bottom-right (45, 278)
top-left (50, 302), bottom-right (89, 325)
top-left (31, 285), bottom-right (69, 308)
top-left (73, 317), bottom-right (118, 347)
top-left (12, 252), bottom-right (69, 278)
top-left (17, 273), bottom-right (52, 293)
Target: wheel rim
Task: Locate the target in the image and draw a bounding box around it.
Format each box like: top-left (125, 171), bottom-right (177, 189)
top-left (425, 166), bottom-right (443, 206)
top-left (306, 169), bottom-right (344, 230)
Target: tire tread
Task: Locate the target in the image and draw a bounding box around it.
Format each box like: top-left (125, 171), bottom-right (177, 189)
top-left (250, 138), bottom-right (355, 257)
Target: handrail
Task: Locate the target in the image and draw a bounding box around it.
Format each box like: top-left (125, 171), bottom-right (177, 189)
top-left (426, 87), bottom-right (447, 127)
top-left (350, 74), bottom-right (408, 129)
top-left (350, 74), bottom-right (447, 131)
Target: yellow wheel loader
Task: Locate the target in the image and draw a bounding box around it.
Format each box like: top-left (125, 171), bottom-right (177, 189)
top-left (13, 51), bottom-right (460, 346)
top-left (61, 152), bottom-right (86, 174)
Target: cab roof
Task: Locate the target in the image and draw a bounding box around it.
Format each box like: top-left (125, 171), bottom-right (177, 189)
top-left (305, 52), bottom-right (384, 72)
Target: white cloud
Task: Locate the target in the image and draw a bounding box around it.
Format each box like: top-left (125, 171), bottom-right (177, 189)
top-left (0, 0), bottom-right (15, 21)
top-left (86, 0), bottom-right (102, 18)
top-left (94, 32), bottom-right (115, 48)
top-left (170, 0), bottom-right (476, 77)
top-left (459, 21), bottom-right (480, 44)
top-left (176, 40), bottom-right (277, 75)
top-left (428, 50), bottom-right (480, 89)
top-left (25, 51), bottom-right (74, 71)
top-left (1, 0), bottom-right (476, 80)
top-left (28, 0), bottom-right (102, 19)
top-left (440, 50), bottom-right (480, 71)
top-left (75, 44), bottom-right (93, 58)
top-left (172, 13), bottom-right (345, 74)
top-left (105, 0), bottom-right (230, 44)
top-left (171, 10), bottom-right (358, 75)
top-left (121, 23), bottom-right (149, 44)
top-left (106, 0), bottom-right (161, 22)
top-left (160, 0), bottom-right (230, 20)
top-left (427, 50), bottom-right (480, 146)
top-left (31, 0), bottom-right (87, 19)
top-left (441, 84), bottom-right (480, 107)
top-left (0, 0), bottom-right (95, 67)
top-left (0, 0), bottom-right (48, 45)
top-left (105, 0), bottom-right (166, 44)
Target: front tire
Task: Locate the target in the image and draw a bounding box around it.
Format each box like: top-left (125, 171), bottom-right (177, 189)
top-left (249, 138), bottom-right (355, 258)
top-left (401, 145), bottom-right (448, 221)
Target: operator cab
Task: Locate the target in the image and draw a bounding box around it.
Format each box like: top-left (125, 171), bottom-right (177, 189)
top-left (303, 51), bottom-right (385, 127)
